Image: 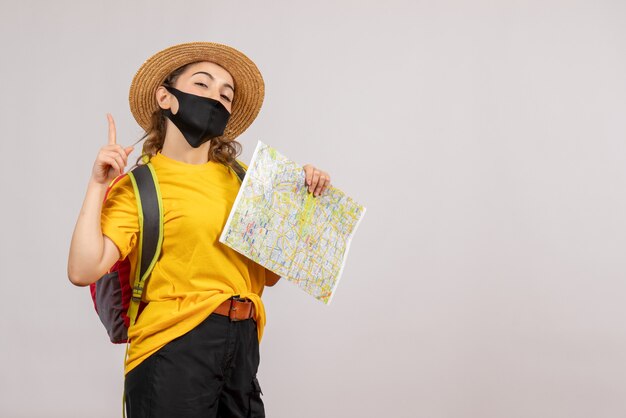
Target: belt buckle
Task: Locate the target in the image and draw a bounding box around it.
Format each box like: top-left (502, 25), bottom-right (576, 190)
top-left (229, 296), bottom-right (247, 322)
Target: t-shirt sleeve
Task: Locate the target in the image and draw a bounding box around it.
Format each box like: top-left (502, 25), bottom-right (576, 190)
top-left (101, 175), bottom-right (139, 260)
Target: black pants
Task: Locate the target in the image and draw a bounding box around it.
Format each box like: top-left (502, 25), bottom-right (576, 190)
top-left (124, 313), bottom-right (265, 418)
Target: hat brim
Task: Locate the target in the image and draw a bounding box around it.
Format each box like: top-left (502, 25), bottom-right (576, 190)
top-left (129, 42), bottom-right (264, 141)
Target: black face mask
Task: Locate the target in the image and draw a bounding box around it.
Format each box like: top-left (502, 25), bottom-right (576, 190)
top-left (163, 86), bottom-right (231, 148)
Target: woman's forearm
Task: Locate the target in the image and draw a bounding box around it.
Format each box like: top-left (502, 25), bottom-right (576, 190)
top-left (67, 178), bottom-right (110, 286)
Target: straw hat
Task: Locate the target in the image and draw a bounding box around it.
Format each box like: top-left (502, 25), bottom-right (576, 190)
top-left (129, 42), bottom-right (265, 141)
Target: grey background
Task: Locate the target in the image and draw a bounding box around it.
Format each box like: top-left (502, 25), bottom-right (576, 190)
top-left (1, 0), bottom-right (625, 417)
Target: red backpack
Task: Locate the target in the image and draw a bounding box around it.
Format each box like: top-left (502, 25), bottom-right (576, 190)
top-left (90, 162), bottom-right (163, 343)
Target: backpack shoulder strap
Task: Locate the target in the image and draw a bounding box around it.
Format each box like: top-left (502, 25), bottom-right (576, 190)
top-left (125, 163), bottom-right (163, 326)
top-left (230, 160), bottom-right (246, 183)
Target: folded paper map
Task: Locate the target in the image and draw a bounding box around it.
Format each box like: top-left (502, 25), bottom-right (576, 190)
top-left (220, 141), bottom-right (366, 304)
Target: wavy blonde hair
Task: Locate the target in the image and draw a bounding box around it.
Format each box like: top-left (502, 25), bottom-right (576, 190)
top-left (134, 62), bottom-right (242, 170)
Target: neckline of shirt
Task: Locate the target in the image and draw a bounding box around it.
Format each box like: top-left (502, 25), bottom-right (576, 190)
top-left (152, 151), bottom-right (222, 172)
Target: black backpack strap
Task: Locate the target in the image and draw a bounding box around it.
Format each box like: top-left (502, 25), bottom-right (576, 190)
top-left (231, 160), bottom-right (246, 183)
top-left (126, 163), bottom-right (163, 325)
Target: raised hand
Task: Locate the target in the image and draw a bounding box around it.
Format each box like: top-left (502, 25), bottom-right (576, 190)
top-left (91, 114), bottom-right (134, 185)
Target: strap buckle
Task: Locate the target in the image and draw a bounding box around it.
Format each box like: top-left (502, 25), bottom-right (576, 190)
top-left (131, 285), bottom-right (144, 301)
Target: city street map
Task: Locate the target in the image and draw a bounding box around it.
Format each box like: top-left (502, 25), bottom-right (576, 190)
top-left (220, 141), bottom-right (366, 304)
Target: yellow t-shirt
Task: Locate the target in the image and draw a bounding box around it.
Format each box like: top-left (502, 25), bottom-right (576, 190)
top-left (101, 152), bottom-right (267, 375)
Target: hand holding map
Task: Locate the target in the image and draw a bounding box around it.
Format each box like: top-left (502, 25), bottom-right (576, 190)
top-left (220, 141), bottom-right (366, 304)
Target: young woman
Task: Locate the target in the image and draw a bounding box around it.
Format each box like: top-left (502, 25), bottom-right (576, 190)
top-left (67, 42), bottom-right (331, 418)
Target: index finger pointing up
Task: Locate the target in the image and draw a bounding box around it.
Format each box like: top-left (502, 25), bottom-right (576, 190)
top-left (107, 113), bottom-right (117, 145)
